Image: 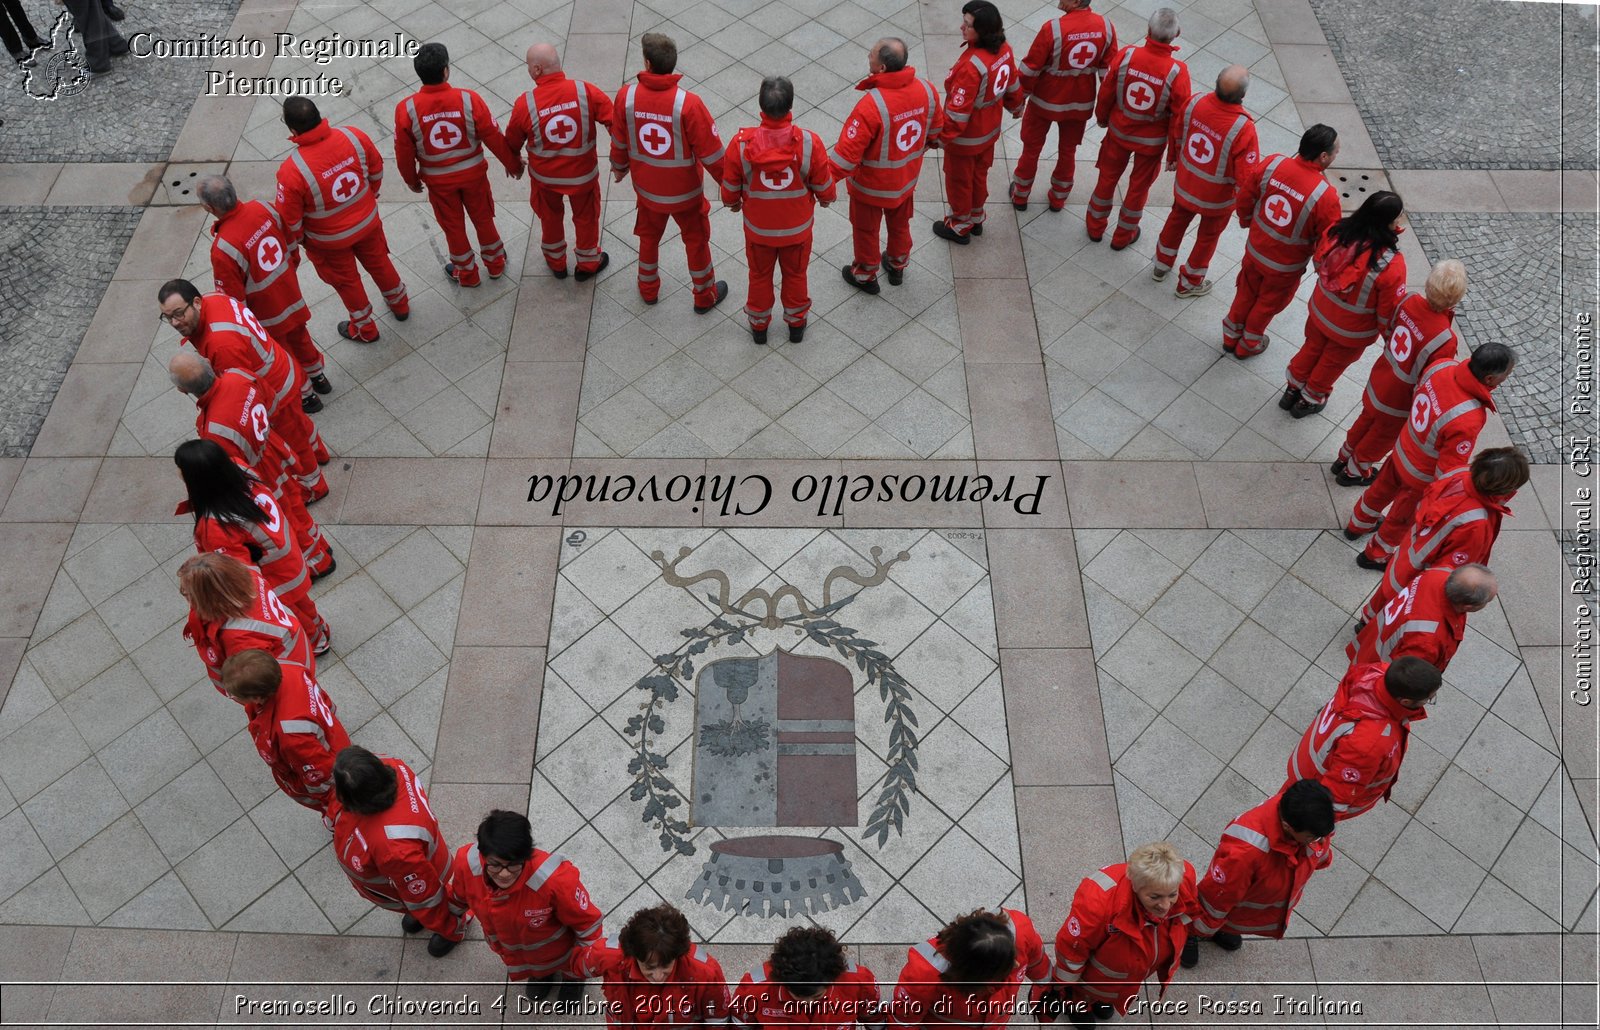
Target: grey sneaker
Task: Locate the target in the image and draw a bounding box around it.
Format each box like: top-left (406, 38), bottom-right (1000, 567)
top-left (1175, 278), bottom-right (1213, 298)
top-left (1152, 264), bottom-right (1170, 282)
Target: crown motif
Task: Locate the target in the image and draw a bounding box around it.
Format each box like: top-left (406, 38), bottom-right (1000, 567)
top-left (650, 544), bottom-right (911, 628)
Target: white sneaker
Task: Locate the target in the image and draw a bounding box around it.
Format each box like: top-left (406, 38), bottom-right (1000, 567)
top-left (1176, 278), bottom-right (1213, 298)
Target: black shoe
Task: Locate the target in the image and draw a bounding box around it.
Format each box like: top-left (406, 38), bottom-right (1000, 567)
top-left (971, 223), bottom-right (984, 236)
top-left (524, 976), bottom-right (555, 1002)
top-left (1355, 550), bottom-right (1388, 571)
top-left (550, 264), bottom-right (569, 279)
top-left (751, 327), bottom-right (768, 345)
top-left (1064, 1003), bottom-right (1097, 1028)
top-left (1335, 469), bottom-right (1377, 488)
top-left (788, 323), bottom-right (805, 343)
top-left (693, 280), bottom-right (729, 313)
top-left (1330, 458), bottom-right (1347, 476)
top-left (1086, 228), bottom-right (1103, 242)
top-left (336, 320), bottom-right (377, 343)
top-left (427, 933), bottom-right (458, 958)
top-left (883, 253), bottom-right (903, 286)
top-left (1342, 518), bottom-right (1378, 541)
top-left (1354, 618), bottom-right (1367, 635)
top-left (401, 914), bottom-right (424, 934)
top-left (1181, 936), bottom-right (1200, 969)
top-left (574, 252), bottom-right (610, 282)
top-left (301, 393), bottom-right (323, 414)
top-left (841, 264), bottom-right (881, 295)
top-left (444, 263), bottom-right (481, 288)
top-left (1279, 386), bottom-right (1302, 411)
top-left (1109, 226), bottom-right (1141, 251)
top-left (1213, 931), bottom-right (1244, 952)
top-left (8, 50), bottom-right (23, 66)
top-left (1093, 1005), bottom-right (1114, 1020)
top-left (310, 557), bottom-right (337, 581)
top-left (103, 2), bottom-right (127, 21)
top-left (391, 307), bottom-right (409, 322)
top-left (556, 979), bottom-right (587, 1006)
top-left (310, 373), bottom-right (333, 395)
top-left (931, 219), bottom-right (970, 244)
top-left (1289, 398), bottom-right (1326, 419)
top-left (1012, 200), bottom-right (1028, 211)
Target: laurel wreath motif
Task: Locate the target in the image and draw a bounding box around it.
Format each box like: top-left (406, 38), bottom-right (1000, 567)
top-left (622, 592), bottom-right (920, 854)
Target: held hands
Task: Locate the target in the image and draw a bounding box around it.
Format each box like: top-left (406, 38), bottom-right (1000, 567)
top-left (725, 199), bottom-right (742, 212)
top-left (407, 182), bottom-right (423, 194)
top-left (612, 167), bottom-right (628, 183)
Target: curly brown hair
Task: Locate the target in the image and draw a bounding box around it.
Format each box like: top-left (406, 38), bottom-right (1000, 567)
top-left (619, 903), bottom-right (692, 966)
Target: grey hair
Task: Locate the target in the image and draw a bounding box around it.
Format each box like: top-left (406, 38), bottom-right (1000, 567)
top-left (170, 353), bottom-right (217, 396)
top-left (197, 175), bottom-right (238, 213)
top-left (1148, 7), bottom-right (1180, 42)
top-left (1444, 563), bottom-right (1496, 608)
top-left (877, 37), bottom-right (908, 72)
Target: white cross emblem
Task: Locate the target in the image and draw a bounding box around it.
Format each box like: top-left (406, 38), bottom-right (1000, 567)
top-left (1263, 193), bottom-right (1293, 228)
top-left (1186, 132), bottom-right (1215, 166)
top-left (895, 119), bottom-right (923, 152)
top-left (1067, 41), bottom-right (1097, 69)
top-left (759, 167), bottom-right (795, 190)
top-left (991, 62), bottom-right (1011, 97)
top-left (1125, 81), bottom-right (1155, 111)
top-left (639, 121), bottom-right (672, 156)
top-left (248, 403), bottom-right (270, 442)
top-left (428, 120), bottom-right (464, 150)
top-left (330, 171), bottom-right (360, 203)
top-left (1390, 325), bottom-right (1414, 362)
top-left (544, 113), bottom-right (578, 145)
top-left (256, 237), bottom-right (283, 273)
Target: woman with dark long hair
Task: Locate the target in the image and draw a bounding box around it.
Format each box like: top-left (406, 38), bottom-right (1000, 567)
top-left (175, 439), bottom-right (330, 654)
top-left (933, 1), bottom-right (1024, 243)
top-left (1281, 189), bottom-right (1408, 418)
top-left (889, 907), bottom-right (1048, 1027)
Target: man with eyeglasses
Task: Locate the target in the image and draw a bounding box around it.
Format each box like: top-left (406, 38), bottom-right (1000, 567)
top-left (444, 810), bottom-right (604, 1006)
top-left (1181, 779), bottom-right (1334, 969)
top-left (1283, 656), bottom-right (1441, 827)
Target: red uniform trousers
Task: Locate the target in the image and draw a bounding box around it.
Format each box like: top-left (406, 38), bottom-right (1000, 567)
top-left (635, 196), bottom-right (717, 307)
top-left (428, 177), bottom-right (506, 286)
top-left (1339, 404), bottom-right (1406, 479)
top-left (851, 194), bottom-right (915, 279)
top-left (1155, 202), bottom-right (1229, 291)
top-left (260, 442), bottom-right (334, 575)
top-left (745, 240), bottom-right (812, 331)
top-left (304, 223), bottom-right (410, 340)
top-left (276, 323), bottom-right (325, 385)
top-left (271, 366), bottom-right (331, 500)
top-left (1349, 459), bottom-right (1425, 560)
top-left (1085, 138), bottom-right (1161, 247)
top-left (533, 181), bottom-right (603, 275)
top-left (1286, 323), bottom-right (1373, 406)
top-left (1223, 257), bottom-right (1301, 356)
top-left (1012, 109), bottom-right (1087, 208)
top-left (943, 146), bottom-right (996, 234)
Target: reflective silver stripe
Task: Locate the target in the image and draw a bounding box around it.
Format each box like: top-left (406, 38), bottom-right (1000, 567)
top-left (214, 236), bottom-right (251, 284)
top-left (506, 956), bottom-right (573, 974)
top-left (404, 886), bottom-right (447, 911)
top-left (1029, 96), bottom-right (1094, 113)
top-left (1405, 508), bottom-right (1488, 570)
top-left (1198, 894), bottom-right (1230, 920)
top-left (528, 850), bottom-right (567, 891)
top-left (225, 616), bottom-right (292, 642)
top-left (526, 83), bottom-right (598, 160)
top-left (1364, 380), bottom-right (1410, 418)
top-left (849, 181), bottom-right (914, 200)
top-left (635, 185), bottom-right (703, 206)
top-left (206, 421), bottom-right (261, 466)
top-left (385, 823), bottom-right (438, 860)
top-left (1311, 720), bottom-right (1358, 773)
top-left (466, 843), bottom-right (482, 876)
top-left (1176, 99), bottom-right (1249, 186)
top-left (1377, 619), bottom-right (1440, 662)
top-left (1174, 181), bottom-right (1233, 211)
top-left (1233, 898), bottom-right (1289, 911)
top-left (255, 298), bottom-right (306, 329)
top-left (1089, 870), bottom-right (1118, 892)
top-left (913, 940), bottom-right (951, 972)
top-left (1056, 957), bottom-right (1086, 975)
top-left (280, 718), bottom-right (329, 750)
top-left (626, 86), bottom-right (696, 169)
top-left (745, 217), bottom-right (814, 237)
top-left (950, 124), bottom-right (1002, 148)
top-left (1318, 250), bottom-right (1394, 317)
top-left (748, 966), bottom-right (767, 984)
top-left (967, 52), bottom-right (996, 110)
top-left (1223, 823), bottom-right (1271, 852)
top-left (1246, 236), bottom-right (1310, 275)
top-left (1385, 324), bottom-right (1456, 384)
top-left (1309, 301), bottom-right (1380, 341)
top-left (487, 925), bottom-right (569, 951)
top-left (1087, 954), bottom-right (1128, 978)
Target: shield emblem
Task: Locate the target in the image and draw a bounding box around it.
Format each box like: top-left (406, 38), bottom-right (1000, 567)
top-left (691, 649), bottom-right (857, 828)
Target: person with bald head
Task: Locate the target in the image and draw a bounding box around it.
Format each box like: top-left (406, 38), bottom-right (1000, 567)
top-left (505, 43), bottom-right (616, 281)
top-left (1152, 64), bottom-right (1258, 298)
top-left (200, 174), bottom-right (330, 412)
top-left (1347, 563), bottom-right (1497, 675)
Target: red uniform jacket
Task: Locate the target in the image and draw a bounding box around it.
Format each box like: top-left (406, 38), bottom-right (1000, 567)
top-left (1018, 5), bottom-right (1116, 118)
top-left (181, 480), bottom-right (309, 606)
top-left (1286, 661), bottom-right (1426, 819)
top-left (246, 666), bottom-right (349, 810)
top-left (1362, 292), bottom-right (1459, 418)
top-left (328, 756), bottom-right (465, 938)
top-left (1049, 865), bottom-right (1195, 1015)
top-left (1307, 229), bottom-right (1408, 344)
top-left (194, 367), bottom-right (273, 471)
top-left (1168, 91), bottom-right (1259, 213)
top-left (1095, 38), bottom-right (1190, 156)
top-left (394, 82), bottom-right (518, 189)
top-left (444, 844), bottom-right (603, 980)
top-left (276, 119), bottom-right (384, 249)
top-left (186, 292), bottom-right (297, 417)
top-left (211, 200), bottom-right (308, 336)
top-left (1347, 566), bottom-right (1466, 671)
top-left (731, 958), bottom-right (879, 1027)
top-left (1392, 359), bottom-right (1496, 486)
top-left (1367, 467), bottom-right (1510, 617)
top-left (1194, 792), bottom-right (1332, 936)
top-left (941, 44), bottom-right (1024, 151)
top-left (505, 72), bottom-right (615, 194)
top-left (888, 909), bottom-right (1048, 1028)
top-left (721, 113), bottom-right (837, 247)
top-left (183, 567), bottom-right (311, 698)
top-left (831, 67), bottom-right (942, 207)
top-left (569, 938), bottom-right (731, 1028)
top-left (1235, 153), bottom-right (1340, 277)
top-left (610, 71), bottom-right (725, 211)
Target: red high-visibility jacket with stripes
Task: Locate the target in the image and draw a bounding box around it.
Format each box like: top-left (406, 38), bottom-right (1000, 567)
top-left (1049, 863), bottom-right (1195, 1016)
top-left (445, 845), bottom-right (603, 981)
top-left (888, 909), bottom-right (1048, 1028)
top-left (211, 200), bottom-right (308, 337)
top-left (1361, 291), bottom-right (1460, 419)
top-left (720, 114), bottom-right (837, 247)
top-left (831, 67), bottom-right (943, 207)
top-left (1347, 565), bottom-right (1467, 671)
top-left (505, 72), bottom-right (616, 194)
top-left (1285, 661), bottom-right (1427, 820)
top-left (1019, 6), bottom-right (1117, 118)
top-left (1365, 466), bottom-right (1511, 621)
top-left (328, 756), bottom-right (465, 939)
top-left (1193, 792), bottom-right (1332, 937)
top-left (568, 937), bottom-right (731, 1028)
top-left (183, 567), bottom-right (311, 698)
top-left (245, 666), bottom-right (349, 810)
top-left (609, 71), bottom-right (725, 212)
top-left (394, 82), bottom-right (519, 189)
top-left (185, 293), bottom-right (298, 420)
top-left (181, 480), bottom-right (309, 612)
top-left (1307, 228), bottom-right (1408, 345)
top-left (940, 43), bottom-right (1024, 150)
top-left (731, 957), bottom-right (879, 1027)
top-left (1390, 359), bottom-right (1497, 487)
top-left (1234, 153), bottom-right (1340, 276)
top-left (275, 119), bottom-right (384, 249)
top-left (1094, 38), bottom-right (1190, 157)
top-left (1167, 91), bottom-right (1258, 213)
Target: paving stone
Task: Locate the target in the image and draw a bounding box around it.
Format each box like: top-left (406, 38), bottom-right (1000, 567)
top-left (56, 812), bottom-right (168, 923)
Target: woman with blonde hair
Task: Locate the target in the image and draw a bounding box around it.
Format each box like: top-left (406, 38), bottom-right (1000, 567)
top-left (1039, 842), bottom-right (1196, 1026)
top-left (178, 551), bottom-right (315, 701)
